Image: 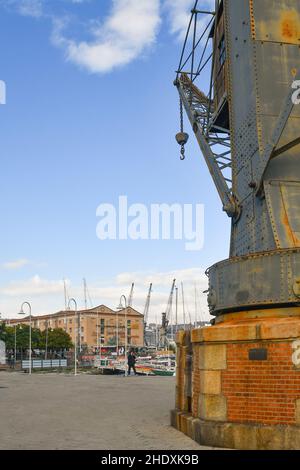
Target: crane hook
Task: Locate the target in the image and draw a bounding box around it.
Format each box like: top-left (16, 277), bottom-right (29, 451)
top-left (180, 145), bottom-right (186, 160)
top-left (176, 132), bottom-right (189, 161)
top-left (177, 98), bottom-right (189, 161)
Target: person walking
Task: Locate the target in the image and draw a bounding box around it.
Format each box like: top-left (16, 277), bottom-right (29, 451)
top-left (127, 350), bottom-right (137, 376)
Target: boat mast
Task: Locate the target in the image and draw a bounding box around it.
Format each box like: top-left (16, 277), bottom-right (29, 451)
top-left (83, 278), bottom-right (88, 310)
top-left (181, 282), bottom-right (186, 330)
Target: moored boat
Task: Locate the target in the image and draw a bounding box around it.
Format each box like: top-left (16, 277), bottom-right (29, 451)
top-left (151, 367), bottom-right (176, 377)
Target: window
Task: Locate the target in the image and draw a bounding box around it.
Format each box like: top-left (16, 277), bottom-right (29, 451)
top-left (219, 35), bottom-right (226, 67)
top-left (101, 319), bottom-right (105, 335)
top-left (127, 319), bottom-right (132, 339)
top-left (69, 328), bottom-right (72, 333)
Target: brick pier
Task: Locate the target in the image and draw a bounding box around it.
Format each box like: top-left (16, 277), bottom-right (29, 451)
top-left (171, 310), bottom-right (300, 450)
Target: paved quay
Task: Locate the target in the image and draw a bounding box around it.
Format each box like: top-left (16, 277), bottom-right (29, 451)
top-left (0, 372), bottom-right (213, 450)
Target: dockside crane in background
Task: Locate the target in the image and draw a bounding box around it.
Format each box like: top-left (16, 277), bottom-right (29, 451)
top-left (159, 279), bottom-right (176, 349)
top-left (143, 283), bottom-right (153, 346)
top-left (128, 283), bottom-right (134, 308)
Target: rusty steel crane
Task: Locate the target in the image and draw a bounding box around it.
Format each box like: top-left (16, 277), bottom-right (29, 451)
top-left (175, 0), bottom-right (300, 318)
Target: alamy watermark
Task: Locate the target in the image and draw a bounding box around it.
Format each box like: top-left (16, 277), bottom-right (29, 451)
top-left (292, 80), bottom-right (300, 105)
top-left (0, 80), bottom-right (6, 105)
top-left (96, 196), bottom-right (204, 251)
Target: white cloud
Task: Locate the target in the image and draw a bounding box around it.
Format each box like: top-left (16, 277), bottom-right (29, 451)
top-left (1, 275), bottom-right (67, 296)
top-left (0, 0), bottom-right (161, 74)
top-left (1, 0), bottom-right (44, 17)
top-left (18, 0), bottom-right (43, 17)
top-left (164, 0), bottom-right (193, 38)
top-left (0, 268), bottom-right (210, 322)
top-left (2, 259), bottom-right (31, 270)
top-left (1, 0), bottom-right (215, 74)
top-left (164, 0), bottom-right (215, 40)
top-left (52, 0), bottom-right (161, 74)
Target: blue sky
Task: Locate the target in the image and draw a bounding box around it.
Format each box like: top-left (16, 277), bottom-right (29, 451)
top-left (0, 0), bottom-right (230, 321)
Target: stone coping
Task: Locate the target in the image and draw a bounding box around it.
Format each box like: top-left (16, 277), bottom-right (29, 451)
top-left (175, 316), bottom-right (300, 345)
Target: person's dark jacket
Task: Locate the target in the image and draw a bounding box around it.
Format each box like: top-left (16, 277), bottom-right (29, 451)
top-left (127, 353), bottom-right (136, 366)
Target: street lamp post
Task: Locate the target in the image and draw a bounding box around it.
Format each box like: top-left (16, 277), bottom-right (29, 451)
top-left (116, 310), bottom-right (119, 359)
top-left (99, 320), bottom-right (102, 366)
top-left (68, 298), bottom-right (78, 376)
top-left (18, 302), bottom-right (32, 375)
top-left (45, 320), bottom-right (49, 360)
top-left (14, 325), bottom-right (23, 368)
top-left (97, 310), bottom-right (102, 366)
top-left (117, 295), bottom-right (128, 377)
top-left (96, 310), bottom-right (99, 352)
top-left (14, 324), bottom-right (17, 367)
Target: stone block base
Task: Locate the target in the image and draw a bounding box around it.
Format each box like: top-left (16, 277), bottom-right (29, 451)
top-left (171, 410), bottom-right (300, 450)
top-left (173, 310), bottom-right (300, 450)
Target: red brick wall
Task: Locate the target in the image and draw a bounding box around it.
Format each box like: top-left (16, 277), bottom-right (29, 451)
top-left (222, 342), bottom-right (300, 425)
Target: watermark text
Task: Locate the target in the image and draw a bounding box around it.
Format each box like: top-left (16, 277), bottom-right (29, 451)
top-left (96, 196), bottom-right (204, 251)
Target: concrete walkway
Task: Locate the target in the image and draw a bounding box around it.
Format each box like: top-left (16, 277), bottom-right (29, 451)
top-left (0, 372), bottom-right (212, 450)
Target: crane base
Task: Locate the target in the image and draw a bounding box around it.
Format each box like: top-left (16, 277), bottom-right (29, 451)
top-left (172, 309), bottom-right (300, 450)
top-left (170, 412), bottom-right (300, 450)
top-left (207, 248), bottom-right (300, 315)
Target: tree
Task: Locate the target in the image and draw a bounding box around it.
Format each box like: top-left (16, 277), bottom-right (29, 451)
top-left (2, 325), bottom-right (14, 349)
top-left (40, 328), bottom-right (73, 350)
top-left (0, 324), bottom-right (42, 352)
top-left (0, 321), bottom-right (7, 342)
top-left (0, 324), bottom-right (72, 353)
top-left (8, 324), bottom-right (42, 350)
top-left (16, 324), bottom-right (42, 349)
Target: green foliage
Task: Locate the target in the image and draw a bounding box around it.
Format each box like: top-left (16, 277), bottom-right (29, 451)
top-left (0, 321), bottom-right (7, 341)
top-left (0, 324), bottom-right (72, 351)
top-left (5, 324), bottom-right (42, 349)
top-left (40, 328), bottom-right (73, 350)
top-left (2, 325), bottom-right (14, 348)
top-left (107, 336), bottom-right (116, 346)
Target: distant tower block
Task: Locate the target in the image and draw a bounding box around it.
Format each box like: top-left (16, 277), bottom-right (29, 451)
top-left (172, 0), bottom-right (300, 450)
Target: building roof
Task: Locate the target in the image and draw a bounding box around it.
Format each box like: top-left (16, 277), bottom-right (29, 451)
top-left (115, 307), bottom-right (143, 318)
top-left (5, 304), bottom-right (144, 323)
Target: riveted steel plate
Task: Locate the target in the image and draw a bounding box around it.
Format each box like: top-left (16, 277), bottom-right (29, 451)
top-left (207, 248), bottom-right (300, 315)
top-left (264, 180), bottom-right (300, 248)
top-left (251, 0), bottom-right (300, 45)
top-left (222, 0), bottom-right (300, 262)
